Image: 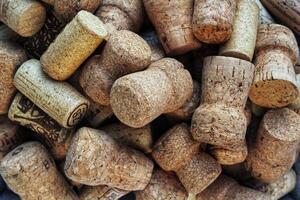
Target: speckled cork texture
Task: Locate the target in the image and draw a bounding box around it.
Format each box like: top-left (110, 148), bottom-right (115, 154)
top-left (143, 0), bottom-right (201, 55)
top-left (0, 142), bottom-right (79, 200)
top-left (254, 0), bottom-right (275, 24)
top-left (152, 124), bottom-right (221, 195)
top-left (79, 30), bottom-right (151, 106)
top-left (79, 185), bottom-right (129, 200)
top-left (64, 127), bottom-right (154, 191)
top-left (245, 108), bottom-right (300, 183)
top-left (142, 30), bottom-right (166, 63)
top-left (13, 59), bottom-right (90, 129)
top-left (110, 58), bottom-right (193, 128)
top-left (0, 41), bottom-right (27, 114)
top-left (219, 0), bottom-right (259, 61)
top-left (41, 11), bottom-right (107, 81)
top-left (192, 0), bottom-right (236, 44)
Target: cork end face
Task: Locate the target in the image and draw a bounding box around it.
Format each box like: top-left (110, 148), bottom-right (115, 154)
top-left (192, 24), bottom-right (233, 44)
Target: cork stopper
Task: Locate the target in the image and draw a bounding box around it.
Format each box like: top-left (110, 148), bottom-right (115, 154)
top-left (0, 40), bottom-right (27, 114)
top-left (79, 30), bottom-right (151, 106)
top-left (0, 142), bottom-right (79, 200)
top-left (110, 58), bottom-right (193, 128)
top-left (80, 185), bottom-right (129, 200)
top-left (192, 0), bottom-right (237, 44)
top-left (14, 59), bottom-right (90, 129)
top-left (142, 30), bottom-right (166, 63)
top-left (254, 0), bottom-right (275, 24)
top-left (64, 127), bottom-right (154, 191)
top-left (143, 0), bottom-right (201, 55)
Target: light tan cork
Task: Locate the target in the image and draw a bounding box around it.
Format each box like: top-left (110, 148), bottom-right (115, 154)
top-left (152, 124), bottom-right (221, 195)
top-left (79, 30), bottom-right (151, 106)
top-left (219, 0), bottom-right (259, 61)
top-left (79, 185), bottom-right (129, 200)
top-left (8, 93), bottom-right (73, 160)
top-left (143, 0), bottom-right (201, 55)
top-left (192, 0), bottom-right (236, 44)
top-left (142, 30), bottom-right (166, 63)
top-left (85, 101), bottom-right (113, 128)
top-left (0, 41), bottom-right (27, 114)
top-left (64, 127), bottom-right (154, 191)
top-left (0, 142), bottom-right (79, 200)
top-left (254, 0), bottom-right (275, 24)
top-left (245, 108), bottom-right (300, 183)
top-left (110, 58), bottom-right (193, 128)
top-left (14, 59), bottom-right (90, 129)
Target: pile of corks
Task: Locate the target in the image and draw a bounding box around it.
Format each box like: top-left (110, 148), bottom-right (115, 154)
top-left (0, 0), bottom-right (300, 199)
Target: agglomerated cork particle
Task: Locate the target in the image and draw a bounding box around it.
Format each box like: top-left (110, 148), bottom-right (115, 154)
top-left (142, 30), bottom-right (166, 63)
top-left (79, 185), bottom-right (129, 200)
top-left (254, 0), bottom-right (275, 24)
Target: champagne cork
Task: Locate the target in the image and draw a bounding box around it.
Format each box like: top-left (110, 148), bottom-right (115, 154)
top-left (245, 108), bottom-right (300, 183)
top-left (192, 0), bottom-right (237, 44)
top-left (0, 41), bottom-right (27, 114)
top-left (249, 24), bottom-right (299, 108)
top-left (41, 11), bottom-right (108, 81)
top-left (110, 58), bottom-right (193, 128)
top-left (254, 0), bottom-right (275, 24)
top-left (152, 124), bottom-right (221, 195)
top-left (219, 0), bottom-right (260, 61)
top-left (80, 185), bottom-right (129, 200)
top-left (14, 59), bottom-right (90, 129)
top-left (142, 30), bottom-right (166, 63)
top-left (64, 127), bottom-right (154, 191)
top-left (143, 0), bottom-right (201, 55)
top-left (135, 169), bottom-right (187, 200)
top-left (8, 93), bottom-right (73, 160)
top-left (0, 142), bottom-right (79, 200)
top-left (85, 101), bottom-right (113, 128)
top-left (79, 30), bottom-right (151, 106)
top-left (0, 25), bottom-right (19, 41)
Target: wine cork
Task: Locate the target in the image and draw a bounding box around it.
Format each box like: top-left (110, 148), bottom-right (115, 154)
top-left (192, 0), bottom-right (237, 44)
top-left (142, 30), bottom-right (166, 63)
top-left (0, 142), bottom-right (79, 200)
top-left (0, 41), bottom-right (27, 114)
top-left (85, 102), bottom-right (113, 128)
top-left (143, 0), bottom-right (201, 55)
top-left (135, 169), bottom-right (187, 200)
top-left (64, 127), bottom-right (154, 191)
top-left (79, 30), bottom-right (151, 106)
top-left (14, 59), bottom-right (90, 129)
top-left (219, 0), bottom-right (259, 61)
top-left (245, 108), bottom-right (300, 183)
top-left (152, 124), bottom-right (221, 195)
top-left (8, 93), bottom-right (73, 160)
top-left (80, 185), bottom-right (129, 200)
top-left (254, 0), bottom-right (275, 24)
top-left (110, 58), bottom-right (193, 128)
top-left (0, 25), bottom-right (19, 41)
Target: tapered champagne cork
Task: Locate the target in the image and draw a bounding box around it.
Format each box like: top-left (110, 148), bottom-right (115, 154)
top-left (152, 124), bottom-right (221, 195)
top-left (254, 0), bottom-right (275, 24)
top-left (135, 169), bottom-right (187, 200)
top-left (64, 127), bottom-right (154, 191)
top-left (142, 30), bottom-right (166, 63)
top-left (14, 59), bottom-right (90, 129)
top-left (245, 108), bottom-right (300, 183)
top-left (192, 0), bottom-right (237, 44)
top-left (8, 93), bottom-right (73, 160)
top-left (0, 142), bottom-right (79, 200)
top-left (80, 185), bottom-right (129, 200)
top-left (0, 41), bottom-right (27, 114)
top-left (110, 58), bottom-right (193, 128)
top-left (79, 30), bottom-right (151, 106)
top-left (85, 101), bottom-right (113, 128)
top-left (219, 0), bottom-right (259, 61)
top-left (143, 0), bottom-right (201, 55)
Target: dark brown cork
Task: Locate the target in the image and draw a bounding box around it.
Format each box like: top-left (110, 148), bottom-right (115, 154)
top-left (142, 30), bottom-right (166, 63)
top-left (79, 185), bottom-right (129, 200)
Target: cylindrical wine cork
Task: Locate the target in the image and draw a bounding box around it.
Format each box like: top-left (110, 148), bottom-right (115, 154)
top-left (245, 108), bottom-right (300, 183)
top-left (219, 0), bottom-right (260, 61)
top-left (110, 58), bottom-right (193, 128)
top-left (14, 59), bottom-right (90, 129)
top-left (152, 124), bottom-right (221, 195)
top-left (0, 0), bottom-right (46, 37)
top-left (85, 101), bottom-right (113, 128)
top-left (0, 142), bottom-right (79, 200)
top-left (254, 0), bottom-right (275, 24)
top-left (64, 127), bottom-right (154, 191)
top-left (79, 185), bottom-right (129, 200)
top-left (79, 30), bottom-right (151, 106)
top-left (192, 0), bottom-right (236, 44)
top-left (142, 30), bottom-right (166, 63)
top-left (0, 41), bottom-right (27, 114)
top-left (143, 0), bottom-right (201, 55)
top-left (8, 93), bottom-right (73, 160)
top-left (0, 25), bottom-right (19, 41)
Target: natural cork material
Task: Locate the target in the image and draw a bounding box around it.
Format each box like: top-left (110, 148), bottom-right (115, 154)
top-left (85, 101), bottom-right (113, 128)
top-left (152, 124), bottom-right (221, 195)
top-left (143, 0), bottom-right (201, 55)
top-left (110, 58), bottom-right (193, 128)
top-left (79, 30), bottom-right (151, 106)
top-left (219, 0), bottom-right (259, 61)
top-left (79, 185), bottom-right (129, 200)
top-left (0, 41), bottom-right (27, 114)
top-left (41, 11), bottom-right (108, 81)
top-left (254, 0), bottom-right (275, 24)
top-left (192, 0), bottom-right (236, 44)
top-left (14, 59), bottom-right (90, 129)
top-left (0, 142), bottom-right (79, 200)
top-left (142, 30), bottom-right (166, 63)
top-left (245, 108), bottom-right (300, 183)
top-left (135, 169), bottom-right (187, 200)
top-left (64, 127), bottom-right (154, 191)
